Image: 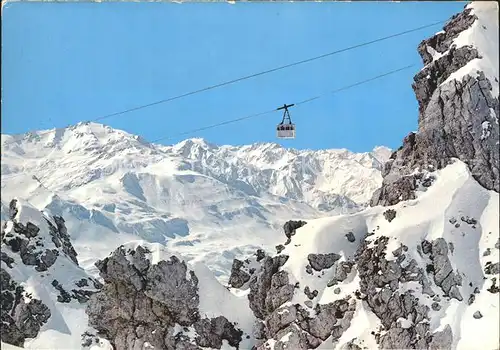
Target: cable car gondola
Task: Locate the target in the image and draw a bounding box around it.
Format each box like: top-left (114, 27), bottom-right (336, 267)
top-left (276, 103), bottom-right (296, 139)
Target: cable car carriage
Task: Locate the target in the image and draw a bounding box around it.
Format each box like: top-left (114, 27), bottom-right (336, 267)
top-left (276, 103), bottom-right (296, 139)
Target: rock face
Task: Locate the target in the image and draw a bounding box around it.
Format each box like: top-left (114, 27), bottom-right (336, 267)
top-left (354, 234), bottom-right (459, 349)
top-left (85, 245), bottom-right (243, 350)
top-left (0, 268), bottom-right (51, 347)
top-left (425, 238), bottom-right (463, 301)
top-left (1, 199), bottom-right (100, 347)
top-left (371, 3), bottom-right (499, 207)
top-left (227, 222), bottom-right (358, 350)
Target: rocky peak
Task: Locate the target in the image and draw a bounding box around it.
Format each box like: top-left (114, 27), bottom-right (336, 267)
top-left (85, 244), bottom-right (244, 350)
top-left (371, 2), bottom-right (499, 207)
top-left (1, 198), bottom-right (101, 348)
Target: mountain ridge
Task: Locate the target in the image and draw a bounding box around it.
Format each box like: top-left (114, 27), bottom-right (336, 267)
top-left (1, 1), bottom-right (499, 349)
top-left (1, 121), bottom-right (391, 283)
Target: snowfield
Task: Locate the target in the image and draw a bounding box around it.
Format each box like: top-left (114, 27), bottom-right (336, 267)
top-left (2, 158), bottom-right (498, 349)
top-left (1, 122), bottom-right (390, 283)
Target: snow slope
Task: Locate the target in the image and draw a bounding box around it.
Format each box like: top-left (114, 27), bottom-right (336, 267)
top-left (1, 122), bottom-right (390, 282)
top-left (246, 159), bottom-right (499, 349)
top-left (1, 199), bottom-right (102, 349)
top-left (38, 157), bottom-right (496, 350)
top-left (440, 1), bottom-right (499, 97)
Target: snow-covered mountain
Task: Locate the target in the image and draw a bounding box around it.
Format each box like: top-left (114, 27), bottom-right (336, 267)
top-left (1, 122), bottom-right (390, 280)
top-left (1, 1), bottom-right (498, 350)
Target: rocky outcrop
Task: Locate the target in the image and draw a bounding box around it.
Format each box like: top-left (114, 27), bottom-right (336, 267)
top-left (1, 199), bottom-right (101, 347)
top-left (371, 4), bottom-right (499, 207)
top-left (238, 222), bottom-right (358, 349)
top-left (283, 220), bottom-right (307, 244)
top-left (422, 238), bottom-right (463, 301)
top-left (248, 255), bottom-right (293, 320)
top-left (354, 234), bottom-right (457, 349)
top-left (85, 245), bottom-right (243, 350)
top-left (0, 268), bottom-right (51, 347)
top-left (2, 200), bottom-right (78, 272)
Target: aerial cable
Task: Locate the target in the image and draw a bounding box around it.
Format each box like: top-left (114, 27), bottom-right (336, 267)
top-left (2, 19), bottom-right (445, 147)
top-left (1, 62), bottom-right (415, 182)
top-left (94, 19), bottom-right (443, 122)
top-left (150, 63), bottom-right (416, 142)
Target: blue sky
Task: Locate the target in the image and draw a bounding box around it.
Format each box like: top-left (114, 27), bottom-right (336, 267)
top-left (2, 1), bottom-right (466, 152)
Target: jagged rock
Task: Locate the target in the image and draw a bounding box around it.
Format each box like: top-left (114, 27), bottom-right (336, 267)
top-left (495, 238), bottom-right (500, 249)
top-left (429, 325), bottom-right (453, 350)
top-left (383, 209), bottom-right (397, 222)
top-left (328, 261), bottom-right (354, 286)
top-left (194, 316), bottom-right (242, 348)
top-left (228, 259), bottom-right (251, 288)
top-left (467, 294), bottom-right (475, 305)
top-left (76, 278), bottom-right (89, 287)
top-left (248, 255), bottom-right (290, 319)
top-left (264, 304), bottom-right (298, 336)
top-left (307, 302), bottom-right (339, 340)
top-left (370, 6), bottom-right (499, 207)
top-left (253, 320), bottom-right (266, 340)
top-left (304, 286), bottom-right (318, 300)
top-left (283, 220), bottom-right (307, 239)
top-left (49, 216), bottom-right (79, 265)
top-left (1, 251), bottom-right (15, 268)
top-left (255, 249), bottom-right (266, 262)
top-left (421, 240), bottom-right (432, 255)
top-left (355, 235), bottom-right (433, 348)
top-left (2, 209), bottom-right (78, 273)
top-left (345, 232), bottom-right (356, 242)
top-left (249, 256), bottom-right (357, 348)
top-left (483, 248), bottom-right (492, 256)
top-left (331, 308), bottom-right (355, 343)
top-left (1, 201), bottom-right (100, 348)
top-left (449, 285), bottom-right (463, 301)
top-left (460, 216), bottom-right (477, 225)
top-left (81, 330), bottom-right (99, 348)
top-left (379, 327), bottom-right (413, 349)
top-left (487, 277), bottom-right (500, 293)
top-left (9, 199), bottom-right (19, 219)
top-left (71, 289), bottom-right (95, 304)
top-left (86, 245), bottom-right (242, 349)
top-left (430, 238), bottom-right (463, 300)
top-left (52, 279), bottom-right (72, 303)
top-left (485, 261), bottom-right (500, 275)
top-left (307, 253), bottom-right (341, 271)
top-left (334, 287), bottom-right (341, 294)
top-left (1, 268), bottom-right (51, 346)
top-left (418, 7), bottom-right (477, 65)
top-left (275, 244), bottom-right (285, 254)
top-left (473, 311), bottom-right (483, 319)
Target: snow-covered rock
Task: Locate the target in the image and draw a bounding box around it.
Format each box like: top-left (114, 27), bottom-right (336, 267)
top-left (230, 160), bottom-right (499, 349)
top-left (1, 199), bottom-right (101, 349)
top-left (372, 1), bottom-right (499, 207)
